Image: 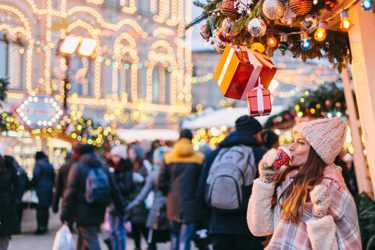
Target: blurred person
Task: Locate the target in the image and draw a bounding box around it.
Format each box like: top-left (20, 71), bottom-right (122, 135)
top-left (4, 155), bottom-right (27, 232)
top-left (52, 144), bottom-right (83, 214)
top-left (197, 115), bottom-right (266, 250)
top-left (158, 129), bottom-right (204, 250)
top-left (0, 147), bottom-right (22, 250)
top-left (61, 144), bottom-right (124, 250)
top-left (32, 151), bottom-right (55, 235)
top-left (108, 144), bottom-right (134, 250)
top-left (335, 151), bottom-right (359, 196)
top-left (126, 146), bottom-right (171, 250)
top-left (261, 130), bottom-right (280, 150)
top-left (128, 144), bottom-right (150, 250)
top-left (247, 118), bottom-right (361, 249)
top-left (198, 143), bottom-right (213, 157)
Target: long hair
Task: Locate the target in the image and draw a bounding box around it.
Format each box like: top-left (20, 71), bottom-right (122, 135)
top-left (272, 147), bottom-right (326, 224)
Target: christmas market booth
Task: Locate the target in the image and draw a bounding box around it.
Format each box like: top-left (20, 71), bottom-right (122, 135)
top-left (188, 0), bottom-right (375, 196)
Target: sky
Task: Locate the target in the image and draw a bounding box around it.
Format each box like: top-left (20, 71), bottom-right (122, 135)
top-left (190, 2), bottom-right (214, 51)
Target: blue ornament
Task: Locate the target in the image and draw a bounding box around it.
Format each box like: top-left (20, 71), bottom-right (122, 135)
top-left (301, 38), bottom-right (312, 51)
top-left (362, 0), bottom-right (373, 10)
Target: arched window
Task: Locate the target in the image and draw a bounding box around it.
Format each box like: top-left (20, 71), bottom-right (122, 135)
top-left (152, 67), bottom-right (160, 103)
top-left (0, 32), bottom-right (26, 90)
top-left (118, 61), bottom-right (132, 101)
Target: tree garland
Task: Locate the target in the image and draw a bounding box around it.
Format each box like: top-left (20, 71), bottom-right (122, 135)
top-left (265, 82), bottom-right (346, 128)
top-left (188, 0), bottom-right (353, 71)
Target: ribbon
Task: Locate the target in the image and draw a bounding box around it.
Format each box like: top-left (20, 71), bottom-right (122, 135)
top-left (257, 79), bottom-right (265, 115)
top-left (217, 47), bottom-right (235, 88)
top-left (240, 47), bottom-right (263, 100)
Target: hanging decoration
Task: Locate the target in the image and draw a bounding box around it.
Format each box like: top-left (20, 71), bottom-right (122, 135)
top-left (186, 0), bottom-right (372, 72)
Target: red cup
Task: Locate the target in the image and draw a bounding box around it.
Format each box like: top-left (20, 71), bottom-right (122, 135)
top-left (272, 146), bottom-right (291, 169)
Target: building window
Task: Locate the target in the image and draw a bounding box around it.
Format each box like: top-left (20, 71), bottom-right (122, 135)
top-left (104, 0), bottom-right (120, 10)
top-left (165, 68), bottom-right (171, 104)
top-left (0, 33), bottom-right (26, 90)
top-left (152, 68), bottom-right (160, 103)
top-left (118, 62), bottom-right (132, 101)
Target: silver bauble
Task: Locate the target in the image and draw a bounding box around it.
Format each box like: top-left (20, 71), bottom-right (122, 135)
top-left (247, 18), bottom-right (267, 37)
top-left (262, 0), bottom-right (286, 20)
top-left (280, 6), bottom-right (296, 24)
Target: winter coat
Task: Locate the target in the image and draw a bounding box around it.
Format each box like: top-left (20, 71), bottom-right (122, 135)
top-left (0, 159), bottom-right (22, 236)
top-left (52, 159), bottom-right (77, 213)
top-left (127, 169), bottom-right (168, 229)
top-left (110, 158), bottom-right (133, 214)
top-left (128, 163), bottom-right (149, 225)
top-left (158, 138), bottom-right (204, 223)
top-left (247, 164), bottom-right (362, 250)
top-left (197, 130), bottom-right (267, 235)
top-left (32, 157), bottom-right (55, 207)
top-left (60, 153), bottom-right (124, 226)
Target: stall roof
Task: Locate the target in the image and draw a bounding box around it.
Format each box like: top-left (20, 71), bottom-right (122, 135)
top-left (116, 128), bottom-right (180, 142)
top-left (182, 106), bottom-right (284, 129)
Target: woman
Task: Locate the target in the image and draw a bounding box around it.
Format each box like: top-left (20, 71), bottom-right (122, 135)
top-left (128, 144), bottom-right (150, 250)
top-left (247, 118), bottom-right (361, 249)
top-left (126, 146), bottom-right (170, 250)
top-left (108, 145), bottom-right (133, 250)
top-left (0, 152), bottom-right (22, 250)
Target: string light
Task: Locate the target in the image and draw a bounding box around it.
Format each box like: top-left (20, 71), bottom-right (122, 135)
top-left (267, 35), bottom-right (278, 48)
top-left (340, 11), bottom-right (353, 32)
top-left (362, 0), bottom-right (374, 11)
top-left (279, 34), bottom-right (288, 53)
top-left (300, 31), bottom-right (312, 51)
top-left (314, 22), bottom-right (327, 42)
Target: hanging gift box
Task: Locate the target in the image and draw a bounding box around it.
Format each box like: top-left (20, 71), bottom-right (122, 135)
top-left (214, 45), bottom-right (276, 100)
top-left (247, 82), bottom-right (272, 116)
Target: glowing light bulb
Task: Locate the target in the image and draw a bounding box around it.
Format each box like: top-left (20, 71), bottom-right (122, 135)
top-left (340, 11), bottom-right (353, 32)
top-left (300, 32), bottom-right (312, 51)
top-left (267, 35), bottom-right (278, 48)
top-left (279, 34), bottom-right (288, 53)
top-left (362, 0), bottom-right (373, 10)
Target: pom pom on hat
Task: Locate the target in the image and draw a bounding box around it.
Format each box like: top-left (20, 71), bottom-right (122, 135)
top-left (293, 118), bottom-right (347, 164)
top-left (111, 145), bottom-right (128, 160)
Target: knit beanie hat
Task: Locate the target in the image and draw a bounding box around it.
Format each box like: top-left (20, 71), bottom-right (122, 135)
top-left (77, 144), bottom-right (95, 156)
top-left (293, 118), bottom-right (347, 164)
top-left (111, 145), bottom-right (128, 160)
top-left (180, 129), bottom-right (193, 140)
top-left (235, 115), bottom-right (263, 134)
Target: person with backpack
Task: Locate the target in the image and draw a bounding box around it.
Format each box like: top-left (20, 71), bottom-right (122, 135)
top-left (158, 129), bottom-right (205, 250)
top-left (32, 151), bottom-right (55, 235)
top-left (197, 115), bottom-right (266, 250)
top-left (61, 144), bottom-right (124, 250)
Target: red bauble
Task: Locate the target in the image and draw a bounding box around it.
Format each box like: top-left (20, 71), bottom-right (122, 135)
top-left (288, 0), bottom-right (313, 15)
top-left (221, 0), bottom-right (238, 20)
top-left (199, 24), bottom-right (211, 41)
top-left (325, 100), bottom-right (331, 107)
top-left (218, 29), bottom-right (232, 42)
top-left (324, 0), bottom-right (338, 11)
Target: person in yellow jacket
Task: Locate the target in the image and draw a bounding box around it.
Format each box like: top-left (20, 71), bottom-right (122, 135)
top-left (158, 129), bottom-right (204, 250)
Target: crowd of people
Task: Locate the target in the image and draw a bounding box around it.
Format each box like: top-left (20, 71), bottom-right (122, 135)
top-left (0, 115), bottom-right (362, 250)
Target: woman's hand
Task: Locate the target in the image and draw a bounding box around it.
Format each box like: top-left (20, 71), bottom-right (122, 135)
top-left (310, 184), bottom-right (331, 218)
top-left (259, 149), bottom-right (280, 183)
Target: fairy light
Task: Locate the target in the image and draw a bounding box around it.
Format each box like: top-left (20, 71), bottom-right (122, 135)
top-left (121, 0), bottom-right (137, 14)
top-left (340, 11), bottom-right (353, 32)
top-left (300, 31), bottom-right (312, 51)
top-left (267, 35), bottom-right (278, 48)
top-left (314, 22), bottom-right (327, 42)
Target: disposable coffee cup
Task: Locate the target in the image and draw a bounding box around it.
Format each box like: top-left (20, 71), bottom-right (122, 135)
top-left (272, 146), bottom-right (291, 169)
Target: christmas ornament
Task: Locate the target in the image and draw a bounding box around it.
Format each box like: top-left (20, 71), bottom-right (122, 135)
top-left (221, 18), bottom-right (241, 37)
top-left (280, 7), bottom-right (296, 24)
top-left (324, 0), bottom-right (338, 11)
top-left (362, 0), bottom-right (374, 10)
top-left (262, 0), bottom-right (286, 20)
top-left (279, 34), bottom-right (288, 53)
top-left (213, 35), bottom-right (226, 52)
top-left (199, 24), bottom-right (211, 41)
top-left (302, 15), bottom-right (318, 33)
top-left (221, 0), bottom-right (238, 20)
top-left (218, 29), bottom-right (233, 42)
top-left (247, 18), bottom-right (267, 37)
top-left (251, 42), bottom-right (266, 52)
top-left (235, 0), bottom-right (250, 14)
top-left (289, 0), bottom-right (313, 15)
top-left (325, 99), bottom-right (331, 107)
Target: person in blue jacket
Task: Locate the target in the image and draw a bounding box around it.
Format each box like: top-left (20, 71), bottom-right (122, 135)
top-left (32, 151), bottom-right (55, 235)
